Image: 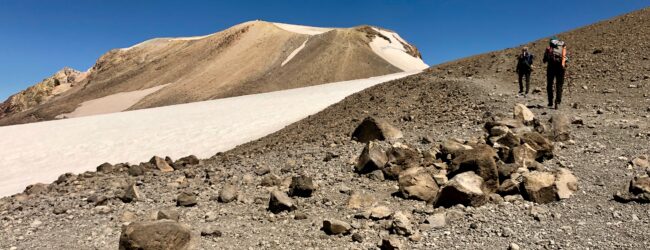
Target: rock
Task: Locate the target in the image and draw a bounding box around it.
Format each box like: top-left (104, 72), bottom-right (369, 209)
top-left (176, 192), bottom-right (198, 207)
top-left (94, 205), bottom-right (112, 214)
top-left (254, 165), bottom-right (271, 176)
top-left (120, 211), bottom-right (137, 223)
top-left (490, 126), bottom-right (510, 137)
top-left (509, 243), bottom-right (521, 250)
top-left (96, 162), bottom-right (114, 173)
top-left (288, 175), bottom-right (316, 197)
top-left (554, 168), bottom-right (578, 199)
top-left (23, 183), bottom-right (49, 196)
top-left (150, 156), bottom-right (174, 172)
top-left (218, 184), bottom-right (238, 203)
top-left (498, 179), bottom-right (521, 196)
top-left (351, 117), bottom-right (403, 143)
top-left (368, 206), bottom-right (393, 220)
top-left (449, 144), bottom-right (499, 192)
top-left (520, 132), bottom-right (554, 160)
top-left (436, 172), bottom-right (487, 207)
top-left (351, 233), bottom-right (364, 243)
top-left (425, 212), bottom-right (446, 228)
top-left (174, 155), bottom-right (200, 170)
top-left (632, 156), bottom-right (650, 168)
top-left (200, 225), bottom-right (223, 237)
top-left (121, 184), bottom-right (142, 203)
top-left (128, 165), bottom-right (146, 177)
top-left (514, 104), bottom-right (535, 125)
top-left (347, 191), bottom-right (376, 209)
top-left (268, 190), bottom-right (296, 213)
top-left (294, 211), bottom-right (308, 220)
top-left (323, 152), bottom-right (339, 162)
top-left (440, 139), bottom-right (472, 156)
top-left (630, 175), bottom-right (650, 195)
top-left (322, 219), bottom-right (351, 235)
top-left (397, 167), bottom-right (439, 201)
top-left (157, 208), bottom-right (180, 221)
top-left (380, 236), bottom-right (404, 250)
top-left (387, 143), bottom-right (420, 170)
top-left (512, 143), bottom-right (537, 167)
top-left (369, 170), bottom-right (386, 181)
top-left (497, 163), bottom-right (518, 182)
top-left (390, 211), bottom-right (414, 236)
top-left (485, 117), bottom-right (525, 130)
top-left (119, 220), bottom-right (195, 250)
top-left (521, 171), bottom-right (558, 204)
top-left (53, 206), bottom-right (68, 215)
top-left (260, 174), bottom-right (281, 187)
top-left (550, 114), bottom-right (571, 142)
top-left (356, 141), bottom-right (388, 174)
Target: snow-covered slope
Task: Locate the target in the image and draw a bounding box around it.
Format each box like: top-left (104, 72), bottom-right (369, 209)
top-left (0, 71), bottom-right (418, 197)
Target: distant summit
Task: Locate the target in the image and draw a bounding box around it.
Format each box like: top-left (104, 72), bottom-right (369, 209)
top-left (0, 21), bottom-right (428, 125)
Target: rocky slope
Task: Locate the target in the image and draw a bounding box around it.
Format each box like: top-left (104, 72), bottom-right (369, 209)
top-left (0, 21), bottom-right (427, 126)
top-left (1, 7), bottom-right (649, 250)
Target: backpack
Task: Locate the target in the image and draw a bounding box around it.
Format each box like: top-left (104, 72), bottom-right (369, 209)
top-left (549, 39), bottom-right (567, 66)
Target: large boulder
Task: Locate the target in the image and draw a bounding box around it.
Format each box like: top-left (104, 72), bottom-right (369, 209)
top-left (511, 143), bottom-right (537, 167)
top-left (351, 117), bottom-right (403, 143)
top-left (520, 132), bottom-right (554, 160)
top-left (440, 139), bottom-right (472, 157)
top-left (268, 190), bottom-right (297, 213)
top-left (356, 141), bottom-right (388, 174)
top-left (513, 104), bottom-right (535, 125)
top-left (550, 114), bottom-right (571, 142)
top-left (119, 220), bottom-right (196, 250)
top-left (449, 144), bottom-right (499, 192)
top-left (383, 143), bottom-right (420, 179)
top-left (521, 171), bottom-right (558, 204)
top-left (435, 172), bottom-right (488, 207)
top-left (397, 167), bottom-right (439, 202)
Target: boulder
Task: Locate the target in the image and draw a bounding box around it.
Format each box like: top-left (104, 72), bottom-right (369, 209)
top-left (97, 162), bottom-right (114, 173)
top-left (268, 190), bottom-right (296, 213)
top-left (497, 163), bottom-right (518, 182)
top-left (368, 206), bottom-right (393, 220)
top-left (513, 104), bottom-right (535, 125)
top-left (489, 126), bottom-right (510, 137)
top-left (380, 236), bottom-right (403, 250)
top-left (356, 141), bottom-right (388, 174)
top-left (352, 117), bottom-right (403, 143)
top-left (119, 220), bottom-right (195, 250)
top-left (128, 165), bottom-right (146, 176)
top-left (521, 171), bottom-right (558, 204)
top-left (397, 167), bottom-right (439, 201)
top-left (554, 168), bottom-right (578, 199)
top-left (218, 185), bottom-right (238, 203)
top-left (520, 132), bottom-right (554, 160)
top-left (449, 144), bottom-right (499, 192)
top-left (435, 172), bottom-right (487, 207)
top-left (512, 143), bottom-right (537, 167)
top-left (288, 175), bottom-right (316, 197)
top-left (494, 132), bottom-right (521, 149)
top-left (150, 156), bottom-right (174, 172)
top-left (387, 143), bottom-right (420, 169)
top-left (550, 114), bottom-right (571, 141)
top-left (440, 139), bottom-right (472, 157)
top-left (322, 219), bottom-right (351, 235)
top-left (630, 175), bottom-right (650, 195)
top-left (24, 183), bottom-right (49, 196)
top-left (497, 179), bottom-right (521, 196)
top-left (173, 155), bottom-right (200, 170)
top-left (176, 192), bottom-right (198, 207)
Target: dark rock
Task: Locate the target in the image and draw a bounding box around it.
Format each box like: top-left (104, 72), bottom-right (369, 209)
top-left (218, 184), bottom-right (238, 203)
top-left (128, 165), bottom-right (146, 177)
top-left (521, 171), bottom-right (558, 204)
top-left (397, 167), bottom-right (439, 201)
top-left (356, 141), bottom-right (388, 174)
top-left (268, 190), bottom-right (296, 213)
top-left (288, 175), bottom-right (316, 197)
top-left (322, 219), bottom-right (351, 235)
top-left (351, 117), bottom-right (403, 143)
top-left (449, 144), bottom-right (499, 192)
top-left (176, 192), bottom-right (198, 207)
top-left (150, 156), bottom-right (174, 172)
top-left (157, 208), bottom-right (180, 221)
top-left (120, 184), bottom-right (142, 203)
top-left (520, 132), bottom-right (554, 160)
top-left (96, 162), bottom-right (114, 173)
top-left (436, 172), bottom-right (487, 208)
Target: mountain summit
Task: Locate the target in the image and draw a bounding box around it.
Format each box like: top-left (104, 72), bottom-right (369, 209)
top-left (0, 21), bottom-right (427, 125)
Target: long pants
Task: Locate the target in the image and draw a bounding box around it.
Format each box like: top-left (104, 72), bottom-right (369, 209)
top-left (547, 67), bottom-right (565, 105)
top-left (518, 71), bottom-right (531, 94)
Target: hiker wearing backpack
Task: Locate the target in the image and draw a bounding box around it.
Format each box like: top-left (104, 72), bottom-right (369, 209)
top-left (516, 47), bottom-right (534, 96)
top-left (543, 36), bottom-right (569, 109)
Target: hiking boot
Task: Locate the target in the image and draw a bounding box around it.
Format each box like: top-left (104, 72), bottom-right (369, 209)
top-left (548, 103), bottom-right (554, 108)
top-left (554, 103), bottom-right (560, 110)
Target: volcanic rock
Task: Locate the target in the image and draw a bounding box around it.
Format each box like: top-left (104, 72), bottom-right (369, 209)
top-left (351, 117), bottom-right (403, 143)
top-left (268, 190), bottom-right (296, 213)
top-left (397, 167), bottom-right (439, 201)
top-left (436, 172), bottom-right (488, 207)
top-left (322, 219), bottom-right (351, 235)
top-left (288, 175), bottom-right (316, 197)
top-left (119, 220), bottom-right (195, 250)
top-left (356, 141), bottom-right (388, 174)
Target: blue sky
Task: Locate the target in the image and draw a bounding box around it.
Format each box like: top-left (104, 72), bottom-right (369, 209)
top-left (0, 0), bottom-right (648, 100)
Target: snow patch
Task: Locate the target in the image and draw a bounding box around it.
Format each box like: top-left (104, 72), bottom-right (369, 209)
top-left (0, 71), bottom-right (419, 197)
top-left (369, 28), bottom-right (429, 72)
top-left (282, 39), bottom-right (309, 66)
top-left (56, 84), bottom-right (169, 119)
top-left (273, 23), bottom-right (333, 35)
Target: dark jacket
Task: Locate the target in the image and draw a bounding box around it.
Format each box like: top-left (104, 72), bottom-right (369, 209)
top-left (517, 52), bottom-right (534, 72)
top-left (543, 47), bottom-right (569, 70)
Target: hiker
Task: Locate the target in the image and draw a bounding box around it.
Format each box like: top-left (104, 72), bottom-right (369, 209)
top-left (543, 36), bottom-right (569, 109)
top-left (516, 47), bottom-right (534, 95)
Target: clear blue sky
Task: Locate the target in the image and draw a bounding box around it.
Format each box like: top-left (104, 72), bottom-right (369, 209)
top-left (0, 0), bottom-right (648, 100)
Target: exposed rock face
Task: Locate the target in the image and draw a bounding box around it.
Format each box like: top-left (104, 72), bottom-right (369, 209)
top-left (0, 67), bottom-right (82, 119)
top-left (436, 172), bottom-right (487, 207)
top-left (118, 220), bottom-right (195, 250)
top-left (351, 117), bottom-right (403, 143)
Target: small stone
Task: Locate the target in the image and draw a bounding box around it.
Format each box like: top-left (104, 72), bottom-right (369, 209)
top-left (288, 175), bottom-right (316, 197)
top-left (200, 225), bottom-right (223, 237)
top-left (121, 184), bottom-right (143, 203)
top-left (356, 141), bottom-right (388, 174)
top-left (351, 117), bottom-right (403, 143)
top-left (514, 104), bottom-right (535, 125)
top-left (150, 156), bottom-right (174, 172)
top-left (521, 171), bottom-right (558, 204)
top-left (509, 243), bottom-right (521, 250)
top-left (425, 212), bottom-right (446, 228)
top-left (96, 162), bottom-right (114, 173)
top-left (368, 206), bottom-right (393, 220)
top-left (380, 236), bottom-right (403, 250)
top-left (268, 190), bottom-right (297, 213)
top-left (352, 233), bottom-right (364, 242)
top-left (157, 208), bottom-right (180, 221)
top-left (397, 167), bottom-right (439, 201)
top-left (436, 172), bottom-right (487, 207)
top-left (390, 211), bottom-right (414, 236)
top-left (294, 211), bottom-right (308, 220)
